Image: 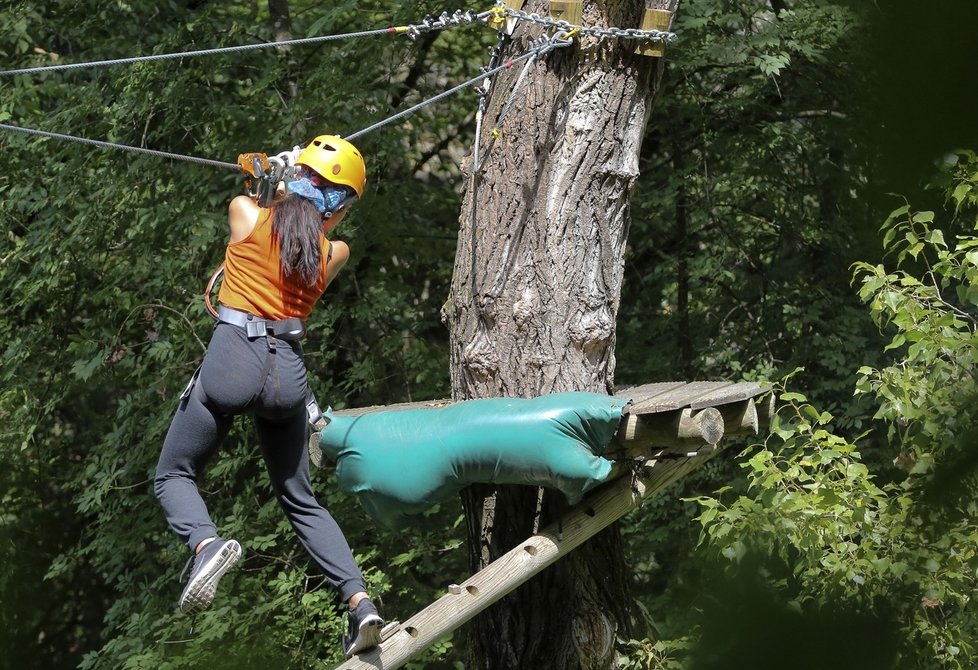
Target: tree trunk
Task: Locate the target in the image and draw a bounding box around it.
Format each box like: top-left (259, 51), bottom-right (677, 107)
top-left (445, 1), bottom-right (679, 668)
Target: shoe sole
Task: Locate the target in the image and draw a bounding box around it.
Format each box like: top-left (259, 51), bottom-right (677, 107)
top-left (179, 540), bottom-right (242, 614)
top-left (345, 613), bottom-right (384, 658)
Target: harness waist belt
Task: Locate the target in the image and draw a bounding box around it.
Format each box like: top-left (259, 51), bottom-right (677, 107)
top-left (217, 305), bottom-right (306, 341)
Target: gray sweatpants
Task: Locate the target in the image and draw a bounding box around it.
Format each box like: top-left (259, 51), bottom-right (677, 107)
top-left (154, 322), bottom-right (367, 602)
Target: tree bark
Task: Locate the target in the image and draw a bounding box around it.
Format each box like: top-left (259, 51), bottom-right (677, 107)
top-left (445, 1), bottom-right (679, 668)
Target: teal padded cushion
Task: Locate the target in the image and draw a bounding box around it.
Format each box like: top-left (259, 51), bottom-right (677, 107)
top-left (318, 392), bottom-right (629, 529)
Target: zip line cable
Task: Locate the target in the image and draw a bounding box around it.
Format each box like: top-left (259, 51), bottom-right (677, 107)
top-left (0, 28), bottom-right (399, 77)
top-left (0, 32), bottom-right (573, 170)
top-left (0, 122), bottom-right (242, 171)
top-left (0, 9), bottom-right (493, 170)
top-left (0, 10), bottom-right (490, 77)
top-left (0, 3), bottom-right (675, 170)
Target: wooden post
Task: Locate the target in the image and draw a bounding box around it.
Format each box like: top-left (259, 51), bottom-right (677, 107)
top-left (634, 5), bottom-right (674, 58)
top-left (333, 450), bottom-right (725, 670)
top-left (617, 406), bottom-right (724, 448)
top-left (755, 392), bottom-right (777, 427)
top-left (716, 398), bottom-right (759, 436)
top-left (550, 0), bottom-right (582, 26)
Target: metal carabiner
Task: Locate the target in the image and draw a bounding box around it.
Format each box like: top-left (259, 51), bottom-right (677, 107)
top-left (547, 29), bottom-right (578, 50)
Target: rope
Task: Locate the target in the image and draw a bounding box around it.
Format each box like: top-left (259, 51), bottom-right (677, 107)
top-left (472, 30), bottom-right (510, 173)
top-left (0, 122), bottom-right (242, 171)
top-left (0, 10), bottom-right (489, 77)
top-left (474, 44), bottom-right (540, 172)
top-left (0, 28), bottom-right (396, 77)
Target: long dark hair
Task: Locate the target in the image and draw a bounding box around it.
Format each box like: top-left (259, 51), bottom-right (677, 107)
top-left (267, 194), bottom-right (323, 287)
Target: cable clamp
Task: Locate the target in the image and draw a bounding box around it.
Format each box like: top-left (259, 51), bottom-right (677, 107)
top-left (487, 5), bottom-right (507, 28)
top-left (407, 10), bottom-right (480, 40)
top-left (267, 145), bottom-right (301, 186)
top-left (237, 152), bottom-right (275, 203)
top-left (534, 30), bottom-right (576, 55)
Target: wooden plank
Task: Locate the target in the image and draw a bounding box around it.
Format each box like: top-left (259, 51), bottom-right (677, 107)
top-left (623, 381), bottom-right (734, 414)
top-left (332, 399), bottom-right (452, 417)
top-left (612, 381), bottom-right (688, 407)
top-left (687, 381), bottom-right (769, 409)
top-left (756, 392), bottom-right (776, 427)
top-left (334, 448), bottom-right (725, 670)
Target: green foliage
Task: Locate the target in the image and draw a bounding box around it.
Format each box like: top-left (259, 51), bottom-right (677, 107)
top-left (619, 0), bottom-right (889, 663)
top-left (688, 154), bottom-right (978, 668)
top-left (0, 1), bottom-right (479, 667)
top-left (617, 637), bottom-right (690, 670)
top-left (620, 0), bottom-right (881, 427)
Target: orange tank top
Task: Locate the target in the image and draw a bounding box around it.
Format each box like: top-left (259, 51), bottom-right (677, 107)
top-left (218, 209), bottom-right (331, 320)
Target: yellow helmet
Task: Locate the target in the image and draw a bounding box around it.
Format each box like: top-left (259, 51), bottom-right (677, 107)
top-left (296, 135), bottom-right (366, 197)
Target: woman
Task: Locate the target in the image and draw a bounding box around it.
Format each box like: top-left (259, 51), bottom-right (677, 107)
top-left (154, 135), bottom-right (384, 658)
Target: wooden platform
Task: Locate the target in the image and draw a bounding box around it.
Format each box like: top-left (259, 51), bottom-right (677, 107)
top-left (329, 380), bottom-right (772, 454)
top-left (330, 381), bottom-right (773, 670)
top-left (617, 380), bottom-right (769, 412)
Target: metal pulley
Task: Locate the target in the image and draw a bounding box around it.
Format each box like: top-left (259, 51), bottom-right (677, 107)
top-left (236, 152), bottom-right (275, 204)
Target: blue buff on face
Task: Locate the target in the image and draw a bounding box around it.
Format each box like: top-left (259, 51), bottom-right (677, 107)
top-left (287, 178), bottom-right (353, 214)
top-left (287, 178), bottom-right (326, 212)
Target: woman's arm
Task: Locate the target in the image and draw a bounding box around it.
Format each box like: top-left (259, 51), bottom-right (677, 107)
top-left (228, 195), bottom-right (261, 243)
top-left (324, 240), bottom-right (350, 288)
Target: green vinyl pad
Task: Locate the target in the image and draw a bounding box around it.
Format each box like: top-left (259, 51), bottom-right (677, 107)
top-left (317, 392), bottom-right (630, 529)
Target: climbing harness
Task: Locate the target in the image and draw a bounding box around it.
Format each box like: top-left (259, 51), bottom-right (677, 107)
top-left (216, 305), bottom-right (306, 342)
top-left (203, 267), bottom-right (328, 430)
